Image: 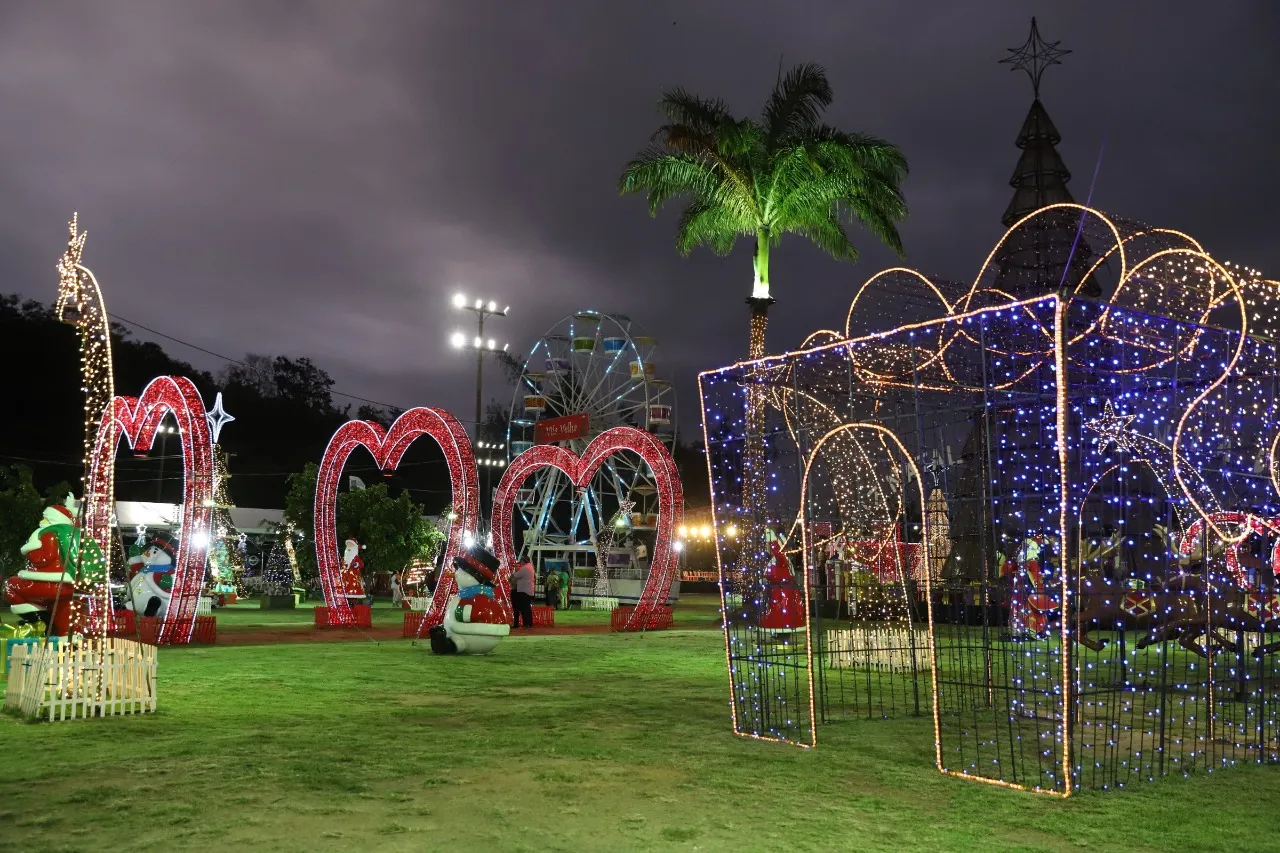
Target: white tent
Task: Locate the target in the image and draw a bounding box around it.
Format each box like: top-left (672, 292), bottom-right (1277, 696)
top-left (113, 501), bottom-right (284, 534)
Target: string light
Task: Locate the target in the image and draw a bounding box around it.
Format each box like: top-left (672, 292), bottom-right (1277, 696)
top-left (87, 376), bottom-right (214, 644)
top-left (314, 407), bottom-right (478, 631)
top-left (55, 214), bottom-right (116, 640)
top-left (206, 444), bottom-right (245, 598)
top-left (491, 427), bottom-right (683, 631)
top-left (593, 500), bottom-right (634, 599)
top-left (700, 203), bottom-right (1280, 794)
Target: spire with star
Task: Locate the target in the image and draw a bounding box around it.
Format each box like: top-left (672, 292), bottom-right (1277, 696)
top-left (1000, 16), bottom-right (1071, 99)
top-left (992, 18), bottom-right (1101, 297)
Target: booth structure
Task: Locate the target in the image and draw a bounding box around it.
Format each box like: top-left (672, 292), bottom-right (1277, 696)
top-left (700, 206), bottom-right (1280, 795)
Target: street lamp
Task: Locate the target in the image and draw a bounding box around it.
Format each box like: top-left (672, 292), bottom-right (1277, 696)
top-left (475, 441), bottom-right (508, 470)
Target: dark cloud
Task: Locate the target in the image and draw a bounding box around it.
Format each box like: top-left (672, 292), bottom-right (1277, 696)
top-left (2, 1), bottom-right (1277, 433)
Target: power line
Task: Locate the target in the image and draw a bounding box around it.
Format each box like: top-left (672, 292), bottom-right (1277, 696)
top-left (108, 311), bottom-right (421, 416)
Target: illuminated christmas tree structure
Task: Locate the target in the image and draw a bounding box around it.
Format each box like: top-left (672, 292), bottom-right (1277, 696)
top-left (206, 439), bottom-right (245, 599)
top-left (400, 554), bottom-right (432, 605)
top-left (593, 499), bottom-right (634, 599)
top-left (263, 542), bottom-right (295, 597)
top-left (923, 489), bottom-right (950, 582)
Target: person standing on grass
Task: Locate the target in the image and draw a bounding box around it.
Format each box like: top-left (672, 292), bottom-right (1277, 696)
top-left (510, 559), bottom-right (535, 629)
top-left (544, 567), bottom-right (561, 609)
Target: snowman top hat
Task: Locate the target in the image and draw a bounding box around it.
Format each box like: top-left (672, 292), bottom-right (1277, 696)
top-left (149, 532), bottom-right (178, 561)
top-left (453, 545), bottom-right (500, 586)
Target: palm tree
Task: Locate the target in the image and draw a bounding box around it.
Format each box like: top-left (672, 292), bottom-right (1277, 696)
top-left (619, 63), bottom-right (909, 360)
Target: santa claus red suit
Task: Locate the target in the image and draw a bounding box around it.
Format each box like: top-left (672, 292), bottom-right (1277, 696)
top-left (341, 538), bottom-right (366, 603)
top-left (3, 497), bottom-right (106, 636)
top-left (758, 534), bottom-right (806, 633)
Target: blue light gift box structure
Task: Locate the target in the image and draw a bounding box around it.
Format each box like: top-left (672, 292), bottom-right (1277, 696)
top-left (699, 205), bottom-right (1280, 795)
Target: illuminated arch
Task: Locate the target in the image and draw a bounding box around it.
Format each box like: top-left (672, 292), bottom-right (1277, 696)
top-left (86, 376), bottom-right (214, 644)
top-left (314, 407), bottom-right (478, 630)
top-left (491, 427), bottom-right (682, 631)
top-left (797, 422), bottom-right (939, 761)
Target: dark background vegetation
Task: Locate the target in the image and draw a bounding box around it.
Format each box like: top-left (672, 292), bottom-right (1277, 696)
top-left (0, 293), bottom-right (709, 519)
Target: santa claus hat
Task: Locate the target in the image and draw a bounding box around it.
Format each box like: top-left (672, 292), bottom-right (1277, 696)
top-left (453, 545), bottom-right (500, 586)
top-left (42, 495), bottom-right (79, 527)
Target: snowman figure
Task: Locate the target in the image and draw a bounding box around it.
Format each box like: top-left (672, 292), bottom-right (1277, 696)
top-left (127, 532), bottom-right (178, 618)
top-left (429, 545), bottom-right (511, 655)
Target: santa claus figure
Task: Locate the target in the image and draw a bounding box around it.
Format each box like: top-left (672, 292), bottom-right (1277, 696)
top-left (758, 530), bottom-right (806, 634)
top-left (127, 532), bottom-right (178, 618)
top-left (3, 495), bottom-right (106, 636)
top-left (429, 546), bottom-right (511, 655)
top-left (1008, 535), bottom-right (1057, 637)
top-left (341, 538), bottom-right (366, 604)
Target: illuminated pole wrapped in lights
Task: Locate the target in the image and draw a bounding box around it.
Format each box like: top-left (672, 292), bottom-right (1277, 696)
top-left (313, 407), bottom-right (478, 630)
top-left (491, 427), bottom-right (682, 631)
top-left (55, 214), bottom-right (116, 639)
top-left (740, 296), bottom-right (774, 609)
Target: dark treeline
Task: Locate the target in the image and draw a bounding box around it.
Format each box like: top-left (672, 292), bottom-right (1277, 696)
top-left (0, 294), bottom-right (710, 512)
top-left (0, 294), bottom-right (428, 509)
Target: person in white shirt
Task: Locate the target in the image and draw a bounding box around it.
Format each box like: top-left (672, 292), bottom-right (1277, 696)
top-left (510, 560), bottom-right (536, 629)
top-left (632, 537), bottom-right (649, 576)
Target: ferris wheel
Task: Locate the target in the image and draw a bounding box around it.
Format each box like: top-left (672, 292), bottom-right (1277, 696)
top-left (506, 311), bottom-right (677, 560)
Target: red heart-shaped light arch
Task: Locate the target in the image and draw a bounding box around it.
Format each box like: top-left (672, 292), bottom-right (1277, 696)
top-left (492, 427), bottom-right (682, 631)
top-left (86, 376), bottom-right (214, 644)
top-left (314, 407), bottom-right (478, 629)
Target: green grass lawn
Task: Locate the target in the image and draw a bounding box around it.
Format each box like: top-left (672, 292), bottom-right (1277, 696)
top-left (3, 626), bottom-right (1278, 852)
top-left (200, 593), bottom-right (725, 634)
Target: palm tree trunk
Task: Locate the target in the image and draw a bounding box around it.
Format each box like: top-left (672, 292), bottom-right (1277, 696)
top-left (740, 229), bottom-right (776, 621)
top-left (747, 300), bottom-right (770, 361)
top-left (747, 228), bottom-right (773, 358)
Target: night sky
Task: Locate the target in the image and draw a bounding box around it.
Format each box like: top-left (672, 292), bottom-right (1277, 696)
top-left (2, 2), bottom-right (1277, 434)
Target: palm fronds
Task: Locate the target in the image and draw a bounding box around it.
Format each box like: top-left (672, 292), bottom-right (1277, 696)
top-left (619, 63), bottom-right (910, 298)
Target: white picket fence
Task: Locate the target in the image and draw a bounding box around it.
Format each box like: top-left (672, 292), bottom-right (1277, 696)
top-left (406, 597), bottom-right (432, 612)
top-left (827, 626), bottom-right (929, 673)
top-left (3, 638), bottom-right (156, 722)
top-left (580, 596), bottom-right (619, 611)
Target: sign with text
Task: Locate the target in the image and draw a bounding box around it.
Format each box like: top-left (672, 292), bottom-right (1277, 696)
top-left (535, 413), bottom-right (589, 444)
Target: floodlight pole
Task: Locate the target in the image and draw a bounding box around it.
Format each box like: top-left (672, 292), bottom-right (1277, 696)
top-left (450, 296), bottom-right (511, 530)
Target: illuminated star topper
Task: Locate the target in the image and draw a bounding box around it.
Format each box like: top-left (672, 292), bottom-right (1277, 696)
top-left (58, 213), bottom-right (86, 281)
top-left (206, 392), bottom-right (236, 443)
top-left (597, 501), bottom-right (635, 549)
top-left (1000, 17), bottom-right (1070, 99)
top-left (1084, 400), bottom-right (1137, 454)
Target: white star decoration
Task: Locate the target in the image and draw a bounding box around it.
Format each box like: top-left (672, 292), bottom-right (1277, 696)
top-left (206, 392), bottom-right (236, 444)
top-left (1084, 400), bottom-right (1137, 454)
